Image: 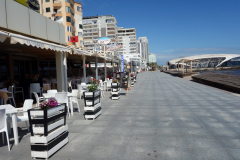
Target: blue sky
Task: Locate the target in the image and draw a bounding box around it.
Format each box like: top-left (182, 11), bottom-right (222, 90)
top-left (77, 0), bottom-right (240, 65)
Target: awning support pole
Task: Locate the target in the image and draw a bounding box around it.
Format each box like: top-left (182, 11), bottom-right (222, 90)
top-left (83, 55), bottom-right (86, 83)
top-left (55, 51), bottom-right (67, 92)
top-left (104, 59), bottom-right (107, 80)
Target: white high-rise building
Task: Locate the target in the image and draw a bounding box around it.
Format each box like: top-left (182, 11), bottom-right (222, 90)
top-left (118, 27), bottom-right (141, 72)
top-left (82, 15), bottom-right (118, 51)
top-left (137, 37), bottom-right (149, 69)
top-left (117, 27), bottom-right (137, 55)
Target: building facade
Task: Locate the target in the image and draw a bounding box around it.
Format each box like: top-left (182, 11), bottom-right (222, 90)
top-left (136, 37), bottom-right (149, 69)
top-left (149, 53), bottom-right (157, 63)
top-left (39, 0), bottom-right (84, 48)
top-left (117, 27), bottom-right (137, 55)
top-left (82, 15), bottom-right (118, 51)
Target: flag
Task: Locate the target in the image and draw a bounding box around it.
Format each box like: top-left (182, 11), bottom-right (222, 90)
top-left (70, 36), bottom-right (78, 42)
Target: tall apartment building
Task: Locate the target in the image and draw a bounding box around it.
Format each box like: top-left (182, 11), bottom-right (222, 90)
top-left (149, 53), bottom-right (157, 63)
top-left (117, 27), bottom-right (137, 55)
top-left (82, 15), bottom-right (118, 51)
top-left (137, 37), bottom-right (149, 69)
top-left (39, 0), bottom-right (84, 49)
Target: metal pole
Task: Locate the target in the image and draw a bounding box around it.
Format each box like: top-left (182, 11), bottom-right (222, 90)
top-left (104, 59), bottom-right (107, 80)
top-left (83, 56), bottom-right (86, 83)
top-left (95, 43), bottom-right (98, 80)
top-left (112, 60), bottom-right (114, 78)
top-left (131, 60), bottom-right (133, 73)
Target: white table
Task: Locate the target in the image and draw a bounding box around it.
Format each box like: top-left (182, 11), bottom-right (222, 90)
top-left (0, 104), bottom-right (19, 145)
top-left (43, 92), bottom-right (74, 116)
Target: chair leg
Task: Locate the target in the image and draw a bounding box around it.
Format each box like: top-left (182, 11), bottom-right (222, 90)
top-left (5, 131), bottom-right (10, 151)
top-left (25, 121), bottom-right (29, 132)
top-left (7, 121), bottom-right (11, 135)
top-left (67, 104), bottom-right (70, 117)
top-left (12, 97), bottom-right (16, 108)
top-left (2, 132), bottom-right (4, 144)
top-left (76, 101), bottom-right (80, 113)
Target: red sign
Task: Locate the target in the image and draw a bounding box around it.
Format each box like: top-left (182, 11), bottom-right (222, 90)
top-left (70, 36), bottom-right (78, 42)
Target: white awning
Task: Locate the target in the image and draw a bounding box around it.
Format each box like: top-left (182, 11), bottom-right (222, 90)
top-left (9, 33), bottom-right (72, 53)
top-left (74, 49), bottom-right (94, 56)
top-left (0, 31), bottom-right (8, 43)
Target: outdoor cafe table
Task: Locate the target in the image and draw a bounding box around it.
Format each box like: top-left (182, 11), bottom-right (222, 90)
top-left (0, 104), bottom-right (19, 145)
top-left (43, 92), bottom-right (74, 116)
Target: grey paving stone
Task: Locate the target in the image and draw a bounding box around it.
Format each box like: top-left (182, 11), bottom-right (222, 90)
top-left (2, 72), bottom-right (240, 160)
top-left (191, 148), bottom-right (232, 160)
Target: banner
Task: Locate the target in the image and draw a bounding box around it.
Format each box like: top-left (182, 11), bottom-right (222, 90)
top-left (14, 0), bottom-right (40, 12)
top-left (121, 55), bottom-right (124, 72)
top-left (98, 37), bottom-right (111, 45)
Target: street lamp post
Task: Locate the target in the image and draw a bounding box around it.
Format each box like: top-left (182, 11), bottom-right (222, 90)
top-left (94, 42), bottom-right (98, 80)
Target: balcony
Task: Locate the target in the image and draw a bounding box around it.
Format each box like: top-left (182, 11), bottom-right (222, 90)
top-left (53, 0), bottom-right (62, 7)
top-left (83, 34), bottom-right (92, 37)
top-left (106, 21), bottom-right (115, 24)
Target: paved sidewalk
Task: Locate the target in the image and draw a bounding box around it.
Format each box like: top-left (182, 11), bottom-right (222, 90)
top-left (1, 72), bottom-right (240, 159)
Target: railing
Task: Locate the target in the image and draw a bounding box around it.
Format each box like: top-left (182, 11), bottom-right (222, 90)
top-left (53, 0), bottom-right (62, 4)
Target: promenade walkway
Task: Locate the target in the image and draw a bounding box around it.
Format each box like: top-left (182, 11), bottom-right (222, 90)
top-left (1, 72), bottom-right (240, 159)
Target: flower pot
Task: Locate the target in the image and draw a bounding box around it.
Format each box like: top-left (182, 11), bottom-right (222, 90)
top-left (30, 104), bottom-right (65, 118)
top-left (84, 90), bottom-right (100, 97)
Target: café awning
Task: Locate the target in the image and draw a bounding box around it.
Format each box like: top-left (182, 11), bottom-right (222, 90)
top-left (74, 48), bottom-right (94, 56)
top-left (8, 32), bottom-right (72, 53)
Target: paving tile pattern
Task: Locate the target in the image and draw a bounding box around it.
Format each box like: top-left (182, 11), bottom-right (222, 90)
top-left (1, 72), bottom-right (240, 159)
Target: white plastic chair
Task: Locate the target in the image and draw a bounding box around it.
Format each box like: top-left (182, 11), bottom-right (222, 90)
top-left (47, 90), bottom-right (58, 94)
top-left (33, 92), bottom-right (45, 108)
top-left (106, 79), bottom-right (112, 92)
top-left (68, 81), bottom-right (72, 91)
top-left (0, 109), bottom-right (10, 151)
top-left (8, 99), bottom-right (33, 133)
top-left (99, 82), bottom-right (105, 98)
top-left (71, 89), bottom-right (80, 113)
top-left (7, 85), bottom-right (16, 107)
top-left (55, 92), bottom-right (70, 117)
top-left (13, 84), bottom-right (24, 102)
top-left (77, 84), bottom-right (86, 100)
top-left (30, 83), bottom-right (43, 99)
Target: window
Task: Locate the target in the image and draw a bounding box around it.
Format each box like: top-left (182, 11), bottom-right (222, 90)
top-left (68, 36), bottom-right (71, 42)
top-left (65, 0), bottom-right (70, 2)
top-left (65, 6), bottom-right (71, 13)
top-left (78, 15), bottom-right (82, 21)
top-left (46, 7), bottom-right (50, 12)
top-left (67, 26), bottom-right (72, 32)
top-left (77, 6), bottom-right (82, 12)
top-left (79, 24), bottom-right (83, 29)
top-left (80, 41), bottom-right (83, 46)
top-left (66, 16), bottom-right (71, 22)
top-left (78, 32), bottom-right (82, 37)
top-left (46, 0), bottom-right (50, 2)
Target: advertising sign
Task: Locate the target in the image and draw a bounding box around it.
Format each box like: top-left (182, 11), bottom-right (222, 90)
top-left (98, 37), bottom-right (111, 45)
top-left (14, 0), bottom-right (40, 12)
top-left (121, 55), bottom-right (124, 72)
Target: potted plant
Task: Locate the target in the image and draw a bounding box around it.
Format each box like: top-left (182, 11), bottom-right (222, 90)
top-left (111, 79), bottom-right (120, 100)
top-left (85, 79), bottom-right (100, 97)
top-left (28, 98), bottom-right (67, 135)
